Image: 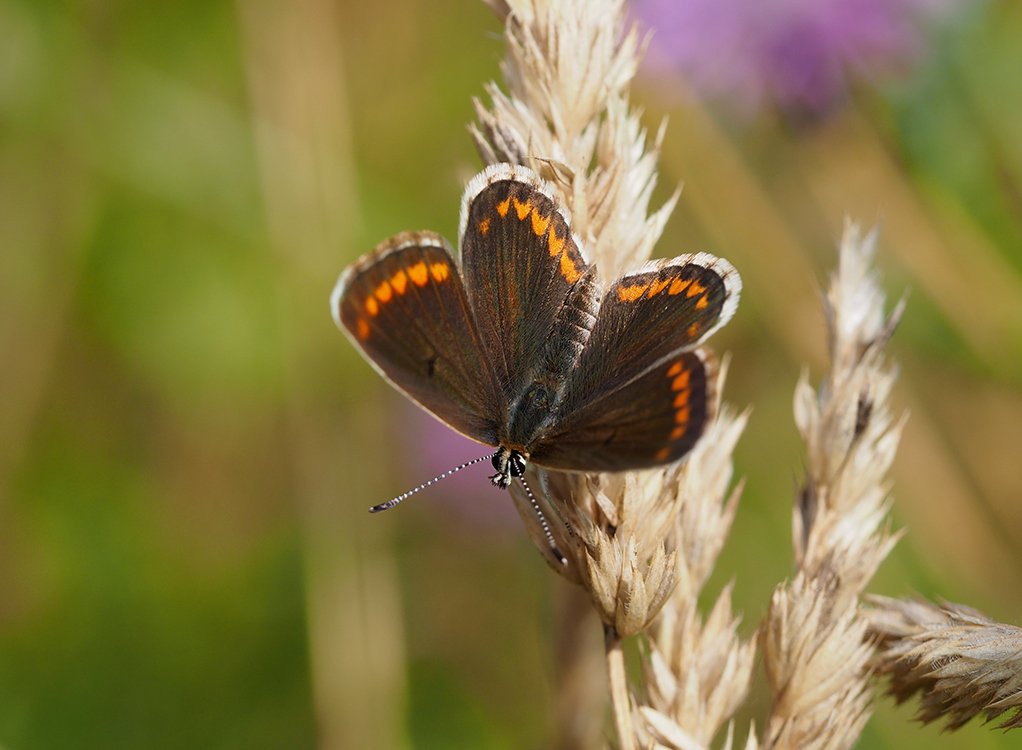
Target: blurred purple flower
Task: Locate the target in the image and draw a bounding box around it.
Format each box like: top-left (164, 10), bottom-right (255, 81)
top-left (634, 0), bottom-right (958, 115)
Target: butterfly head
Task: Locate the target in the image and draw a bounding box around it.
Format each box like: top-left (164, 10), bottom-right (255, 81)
top-left (490, 446), bottom-right (527, 489)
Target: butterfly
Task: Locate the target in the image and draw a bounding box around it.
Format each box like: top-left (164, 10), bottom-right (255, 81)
top-left (332, 163), bottom-right (740, 510)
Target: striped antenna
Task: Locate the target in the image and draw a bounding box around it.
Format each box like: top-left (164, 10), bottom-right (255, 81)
top-left (368, 452), bottom-right (494, 513)
top-left (518, 475), bottom-right (567, 565)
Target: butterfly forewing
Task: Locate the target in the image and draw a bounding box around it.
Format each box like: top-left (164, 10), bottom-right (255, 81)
top-left (566, 254), bottom-right (739, 403)
top-left (531, 255), bottom-right (740, 470)
top-left (459, 165), bottom-right (595, 405)
top-left (333, 232), bottom-right (502, 445)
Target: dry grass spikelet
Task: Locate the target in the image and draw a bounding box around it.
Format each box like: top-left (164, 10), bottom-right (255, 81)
top-left (791, 222), bottom-right (904, 595)
top-left (639, 585), bottom-right (756, 750)
top-left (635, 405), bottom-right (757, 749)
top-left (514, 467), bottom-right (680, 639)
top-left (474, 0), bottom-right (676, 278)
top-left (759, 222), bottom-right (905, 750)
top-left (761, 573), bottom-right (873, 749)
top-left (866, 595), bottom-right (1022, 730)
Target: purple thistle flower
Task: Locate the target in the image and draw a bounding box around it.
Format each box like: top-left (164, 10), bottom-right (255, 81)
top-left (634, 0), bottom-right (959, 115)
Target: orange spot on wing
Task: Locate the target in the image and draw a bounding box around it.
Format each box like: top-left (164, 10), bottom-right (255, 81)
top-left (671, 371), bottom-right (690, 391)
top-left (617, 283), bottom-right (649, 302)
top-left (409, 261), bottom-right (429, 286)
top-left (668, 278), bottom-right (690, 295)
top-left (647, 278), bottom-right (671, 297)
top-left (560, 251), bottom-right (581, 283)
top-left (687, 322), bottom-right (700, 338)
top-left (430, 262), bottom-right (449, 282)
top-left (513, 197), bottom-right (531, 220)
top-left (365, 296), bottom-right (379, 317)
top-left (654, 447), bottom-right (671, 461)
top-left (673, 390), bottom-right (690, 408)
top-left (670, 426), bottom-right (686, 440)
top-left (496, 196), bottom-right (511, 217)
top-left (374, 280), bottom-right (392, 303)
top-left (696, 295), bottom-right (709, 310)
top-left (478, 217), bottom-right (491, 236)
top-left (687, 280), bottom-right (707, 298)
top-left (530, 209), bottom-right (551, 237)
top-left (674, 407), bottom-right (690, 425)
top-left (390, 269), bottom-right (408, 295)
top-left (356, 318), bottom-right (370, 340)
top-left (667, 361), bottom-right (683, 377)
top-left (548, 229), bottom-right (565, 257)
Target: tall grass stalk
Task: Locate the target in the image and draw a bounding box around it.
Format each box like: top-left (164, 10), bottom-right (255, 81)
top-left (755, 224), bottom-right (904, 750)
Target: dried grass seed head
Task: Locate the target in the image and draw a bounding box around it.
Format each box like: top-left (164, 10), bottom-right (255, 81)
top-left (761, 573), bottom-right (873, 750)
top-left (867, 595), bottom-right (1022, 730)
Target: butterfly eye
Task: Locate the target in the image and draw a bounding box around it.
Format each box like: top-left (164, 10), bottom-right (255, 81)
top-left (508, 451), bottom-right (527, 477)
top-left (491, 450), bottom-right (505, 472)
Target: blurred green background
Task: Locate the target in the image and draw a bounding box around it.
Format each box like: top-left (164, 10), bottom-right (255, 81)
top-left (1, 0), bottom-right (1020, 747)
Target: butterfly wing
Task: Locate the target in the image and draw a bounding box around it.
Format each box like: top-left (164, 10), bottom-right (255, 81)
top-left (332, 231), bottom-right (503, 445)
top-left (532, 350), bottom-right (718, 470)
top-left (530, 254), bottom-right (741, 471)
top-left (458, 165), bottom-right (597, 408)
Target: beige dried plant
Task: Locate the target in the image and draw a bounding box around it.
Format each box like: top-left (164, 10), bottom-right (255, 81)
top-left (866, 595), bottom-right (1022, 730)
top-left (474, 0), bottom-right (677, 282)
top-left (757, 224), bottom-right (904, 750)
top-left (636, 403), bottom-right (757, 750)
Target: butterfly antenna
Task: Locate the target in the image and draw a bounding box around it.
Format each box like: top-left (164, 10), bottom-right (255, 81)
top-left (369, 453), bottom-right (493, 513)
top-left (518, 475), bottom-right (567, 566)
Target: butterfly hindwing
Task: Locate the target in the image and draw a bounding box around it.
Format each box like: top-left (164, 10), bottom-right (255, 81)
top-left (530, 254), bottom-right (740, 470)
top-left (332, 232), bottom-right (502, 445)
top-left (458, 165), bottom-right (596, 406)
top-left (530, 350), bottom-right (716, 471)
